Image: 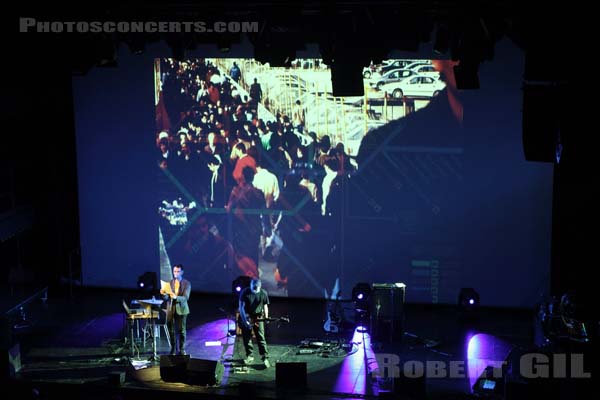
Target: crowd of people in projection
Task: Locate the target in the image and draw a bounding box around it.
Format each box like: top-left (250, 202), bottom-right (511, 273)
top-left (155, 58), bottom-right (362, 297)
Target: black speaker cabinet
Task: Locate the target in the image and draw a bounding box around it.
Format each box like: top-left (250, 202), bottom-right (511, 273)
top-left (108, 371), bottom-right (125, 386)
top-left (4, 342), bottom-right (21, 379)
top-left (186, 358), bottom-right (224, 386)
top-left (238, 381), bottom-right (257, 398)
top-left (393, 373), bottom-right (426, 400)
top-left (371, 283), bottom-right (405, 343)
top-left (2, 317), bottom-right (21, 380)
top-left (276, 362), bottom-right (307, 390)
top-left (160, 354), bottom-right (190, 382)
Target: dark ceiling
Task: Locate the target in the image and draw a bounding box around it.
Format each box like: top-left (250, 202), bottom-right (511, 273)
top-left (8, 1), bottom-right (570, 81)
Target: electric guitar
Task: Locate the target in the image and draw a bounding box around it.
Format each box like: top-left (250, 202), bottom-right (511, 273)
top-left (254, 317), bottom-right (290, 324)
top-left (323, 311), bottom-right (340, 333)
top-left (323, 298), bottom-right (344, 333)
top-left (242, 315), bottom-right (290, 328)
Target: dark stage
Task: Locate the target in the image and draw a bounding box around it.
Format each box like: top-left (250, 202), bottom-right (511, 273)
top-left (4, 286), bottom-right (551, 400)
top-left (3, 3), bottom-right (589, 399)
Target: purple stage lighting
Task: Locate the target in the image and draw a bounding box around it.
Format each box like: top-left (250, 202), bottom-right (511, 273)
top-left (357, 293), bottom-right (364, 300)
top-left (469, 299), bottom-right (475, 305)
top-left (334, 328), bottom-right (375, 394)
top-left (236, 286), bottom-right (242, 292)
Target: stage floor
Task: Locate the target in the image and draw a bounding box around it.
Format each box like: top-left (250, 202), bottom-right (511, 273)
top-left (6, 286), bottom-right (535, 399)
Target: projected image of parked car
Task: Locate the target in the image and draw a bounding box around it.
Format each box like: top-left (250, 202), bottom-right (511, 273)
top-left (409, 64), bottom-right (441, 80)
top-left (379, 75), bottom-right (446, 99)
top-left (369, 68), bottom-right (418, 89)
top-left (363, 59), bottom-right (429, 79)
top-left (376, 59), bottom-right (428, 76)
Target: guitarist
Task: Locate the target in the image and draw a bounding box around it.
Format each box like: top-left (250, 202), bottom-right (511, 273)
top-left (239, 278), bottom-right (270, 367)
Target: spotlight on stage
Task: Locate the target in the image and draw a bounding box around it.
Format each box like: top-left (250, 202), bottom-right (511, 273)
top-left (352, 283), bottom-right (371, 303)
top-left (137, 272), bottom-right (158, 294)
top-left (232, 276), bottom-right (252, 296)
top-left (352, 283), bottom-right (372, 332)
top-left (459, 288), bottom-right (480, 310)
top-left (458, 288), bottom-right (480, 321)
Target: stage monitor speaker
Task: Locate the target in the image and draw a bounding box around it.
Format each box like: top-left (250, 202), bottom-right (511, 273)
top-left (2, 317), bottom-right (21, 379)
top-left (127, 364), bottom-right (161, 382)
top-left (238, 381), bottom-right (257, 398)
top-left (186, 358), bottom-right (224, 386)
top-left (393, 373), bottom-right (426, 400)
top-left (3, 341), bottom-right (21, 379)
top-left (276, 362), bottom-right (307, 391)
top-left (371, 283), bottom-right (405, 343)
top-left (160, 354), bottom-right (189, 382)
top-left (108, 371), bottom-right (125, 386)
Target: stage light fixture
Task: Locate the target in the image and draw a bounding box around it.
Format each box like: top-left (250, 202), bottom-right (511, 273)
top-left (458, 288), bottom-right (480, 311)
top-left (473, 366), bottom-right (504, 397)
top-left (352, 283), bottom-right (372, 304)
top-left (137, 272), bottom-right (158, 293)
top-left (229, 275), bottom-right (252, 315)
top-left (232, 276), bottom-right (252, 296)
top-left (352, 283), bottom-right (372, 331)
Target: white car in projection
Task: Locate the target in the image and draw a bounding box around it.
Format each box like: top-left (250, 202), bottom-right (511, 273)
top-left (369, 68), bottom-right (419, 89)
top-left (379, 75), bottom-right (446, 99)
top-left (409, 64), bottom-right (441, 80)
top-left (363, 59), bottom-right (430, 78)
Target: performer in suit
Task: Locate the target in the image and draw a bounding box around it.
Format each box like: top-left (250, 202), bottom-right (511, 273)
top-left (160, 264), bottom-right (191, 355)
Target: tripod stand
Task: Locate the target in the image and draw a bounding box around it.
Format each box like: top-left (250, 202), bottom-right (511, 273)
top-left (147, 317), bottom-right (160, 361)
top-left (124, 317), bottom-right (140, 358)
top-left (138, 298), bottom-right (164, 362)
top-left (218, 307), bottom-right (238, 337)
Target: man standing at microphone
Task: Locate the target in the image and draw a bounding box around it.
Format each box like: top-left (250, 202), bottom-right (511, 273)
top-left (161, 264), bottom-right (191, 355)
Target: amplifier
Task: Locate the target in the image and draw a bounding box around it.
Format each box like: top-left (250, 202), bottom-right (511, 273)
top-left (370, 283), bottom-right (406, 343)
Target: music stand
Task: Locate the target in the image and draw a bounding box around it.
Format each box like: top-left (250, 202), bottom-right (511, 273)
top-left (137, 297), bottom-right (163, 362)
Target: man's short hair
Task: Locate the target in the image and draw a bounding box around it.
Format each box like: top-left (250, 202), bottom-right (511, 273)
top-left (234, 142), bottom-right (247, 153)
top-left (242, 166), bottom-right (255, 184)
top-left (174, 264), bottom-right (184, 270)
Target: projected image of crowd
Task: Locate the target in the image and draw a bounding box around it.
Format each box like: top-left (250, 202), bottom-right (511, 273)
top-left (154, 57), bottom-right (444, 297)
